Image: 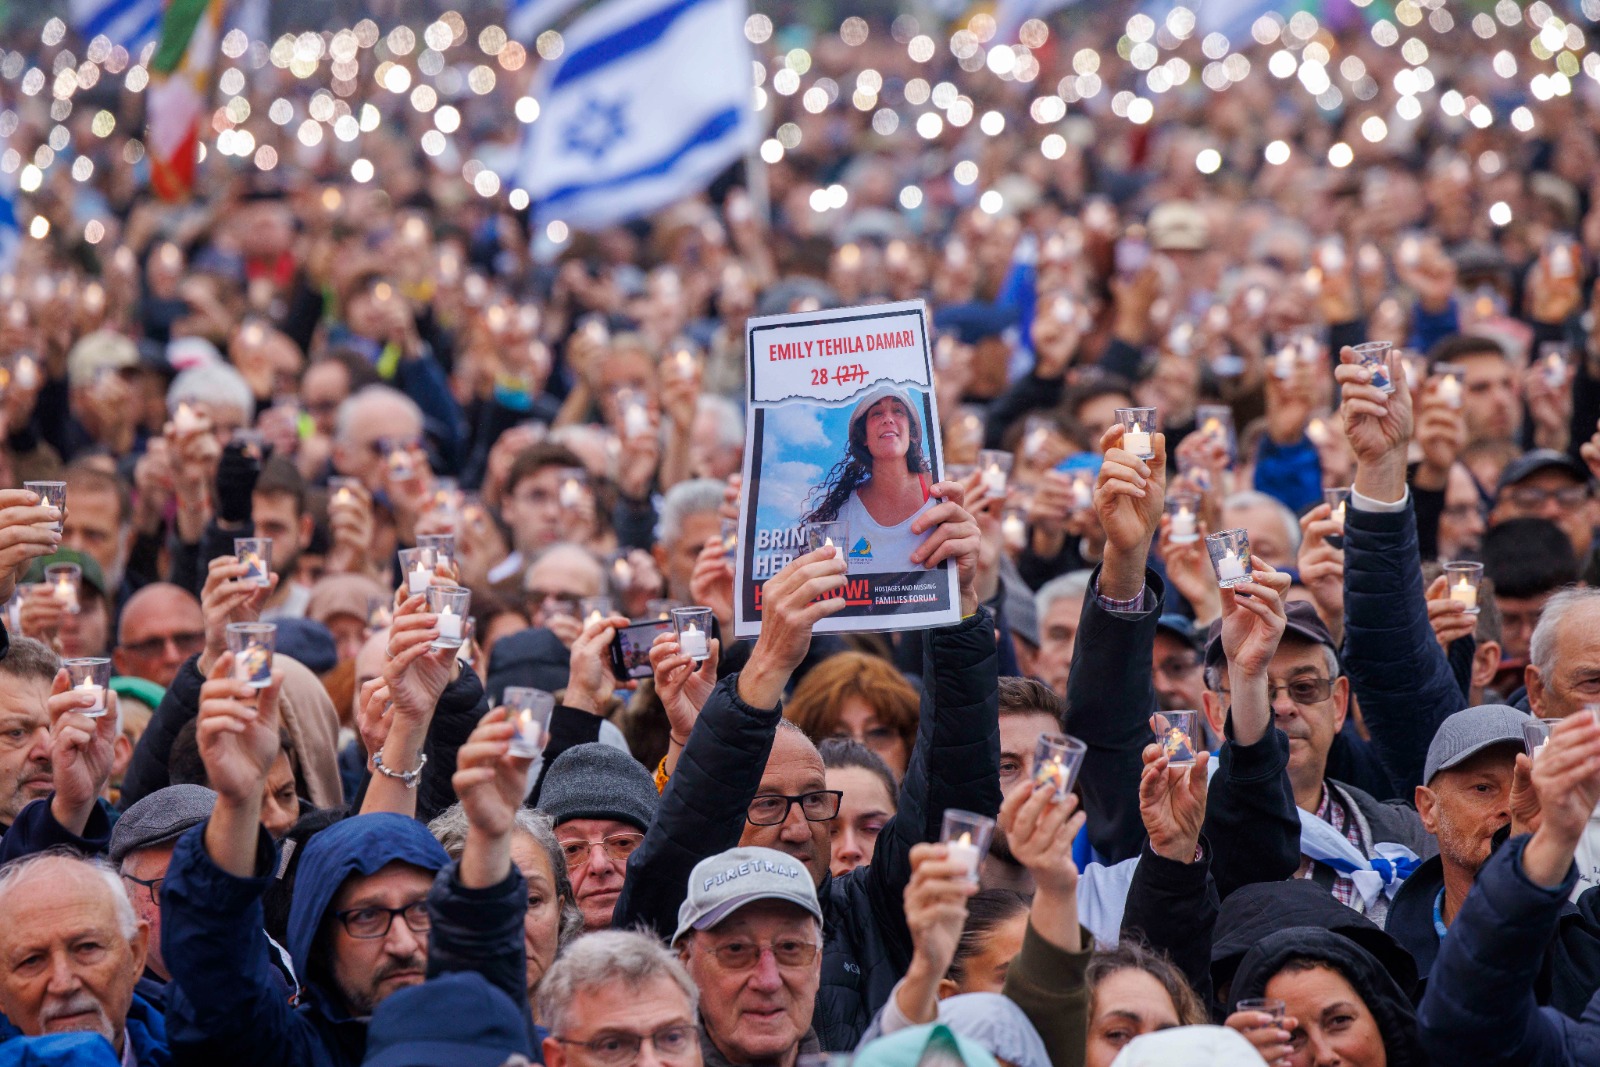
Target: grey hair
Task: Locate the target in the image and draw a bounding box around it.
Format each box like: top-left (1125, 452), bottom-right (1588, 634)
top-left (1204, 642), bottom-right (1340, 693)
top-left (1221, 490), bottom-right (1302, 557)
top-left (334, 384), bottom-right (424, 444)
top-left (0, 636), bottom-right (60, 686)
top-left (0, 849), bottom-right (139, 940)
top-left (168, 363), bottom-right (254, 420)
top-left (657, 479), bottom-right (725, 547)
top-left (696, 394), bottom-right (745, 449)
top-left (537, 930), bottom-right (699, 1038)
top-left (1530, 586), bottom-right (1600, 680)
top-left (523, 543), bottom-right (610, 597)
top-left (1035, 569), bottom-right (1093, 626)
top-left (428, 803), bottom-right (584, 950)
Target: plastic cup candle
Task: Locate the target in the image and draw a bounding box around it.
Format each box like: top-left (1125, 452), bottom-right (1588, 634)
top-left (1154, 710), bottom-right (1200, 766)
top-left (672, 606), bottom-right (714, 662)
top-left (1237, 998), bottom-right (1287, 1026)
top-left (227, 623), bottom-right (277, 688)
top-left (63, 658), bottom-right (111, 717)
top-left (399, 548), bottom-right (436, 595)
top-left (504, 688), bottom-right (556, 758)
top-left (1033, 733), bottom-right (1088, 799)
top-left (670, 348), bottom-right (700, 380)
top-left (12, 354), bottom-right (37, 389)
top-left (1272, 346), bottom-right (1296, 380)
top-left (234, 539), bottom-right (273, 588)
top-left (1001, 509), bottom-right (1027, 552)
top-left (329, 477), bottom-right (360, 506)
top-left (977, 450), bottom-right (1013, 495)
top-left (557, 471), bottom-right (587, 511)
top-left (24, 481), bottom-right (64, 533)
top-left (1351, 342), bottom-right (1394, 395)
top-left (579, 596), bottom-right (614, 625)
top-left (418, 534), bottom-right (456, 574)
top-left (1166, 493), bottom-right (1199, 544)
top-left (1445, 561), bottom-right (1483, 615)
top-left (1433, 363), bottom-right (1465, 409)
top-left (1069, 473), bottom-right (1093, 512)
top-left (173, 402), bottom-right (205, 434)
top-left (940, 809), bottom-right (995, 883)
top-left (806, 521), bottom-right (850, 556)
top-left (720, 517), bottom-right (738, 558)
top-left (427, 585), bottom-right (471, 650)
top-left (45, 563), bottom-right (81, 614)
top-left (1196, 405), bottom-right (1233, 447)
top-left (1115, 407), bottom-right (1157, 459)
top-left (1325, 488), bottom-right (1350, 529)
top-left (1524, 719), bottom-right (1554, 761)
top-left (1541, 344), bottom-right (1570, 387)
top-left (1206, 528), bottom-right (1252, 589)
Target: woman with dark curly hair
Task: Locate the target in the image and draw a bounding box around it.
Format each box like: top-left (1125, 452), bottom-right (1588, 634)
top-left (801, 384), bottom-right (935, 573)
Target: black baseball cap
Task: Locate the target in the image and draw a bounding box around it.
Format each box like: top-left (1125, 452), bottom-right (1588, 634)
top-left (1204, 600), bottom-right (1338, 672)
top-left (1495, 449), bottom-right (1588, 497)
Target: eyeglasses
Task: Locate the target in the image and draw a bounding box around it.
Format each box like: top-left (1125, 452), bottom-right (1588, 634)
top-left (703, 937), bottom-right (819, 971)
top-left (526, 591), bottom-right (579, 618)
top-left (120, 872), bottom-right (164, 906)
top-left (1219, 677), bottom-right (1334, 705)
top-left (1155, 655), bottom-right (1201, 678)
top-left (746, 790), bottom-right (843, 826)
top-left (828, 727), bottom-right (900, 749)
top-left (1504, 485), bottom-right (1590, 511)
top-left (120, 631), bottom-right (206, 659)
top-left (553, 1024), bottom-right (699, 1066)
top-left (333, 900), bottom-right (431, 939)
top-left (559, 832), bottom-right (645, 870)
top-left (1441, 504), bottom-right (1485, 522)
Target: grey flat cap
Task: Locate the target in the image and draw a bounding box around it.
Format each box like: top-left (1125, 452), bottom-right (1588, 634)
top-left (1424, 704), bottom-right (1529, 784)
top-left (109, 784), bottom-right (218, 864)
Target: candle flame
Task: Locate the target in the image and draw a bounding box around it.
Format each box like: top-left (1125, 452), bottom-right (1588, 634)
top-left (957, 832), bottom-right (972, 847)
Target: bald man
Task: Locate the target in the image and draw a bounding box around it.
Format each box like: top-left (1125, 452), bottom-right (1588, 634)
top-left (113, 584), bottom-right (205, 689)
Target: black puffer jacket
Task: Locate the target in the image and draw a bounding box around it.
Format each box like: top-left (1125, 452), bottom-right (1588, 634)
top-left (613, 609), bottom-right (1000, 1051)
top-left (1231, 928), bottom-right (1431, 1067)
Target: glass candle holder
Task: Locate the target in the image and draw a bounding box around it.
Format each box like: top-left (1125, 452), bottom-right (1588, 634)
top-left (940, 809), bottom-right (996, 883)
top-left (1324, 487), bottom-right (1351, 549)
top-left (44, 563), bottom-right (81, 615)
top-left (806, 521), bottom-right (850, 556)
top-left (366, 595), bottom-right (393, 632)
top-left (613, 387), bottom-right (653, 439)
top-left (399, 547), bottom-right (437, 596)
top-left (1000, 508), bottom-right (1028, 552)
top-left (503, 687), bottom-right (556, 758)
top-left (1524, 718), bottom-right (1554, 761)
top-left (1236, 998), bottom-right (1287, 1026)
top-left (1066, 470), bottom-right (1095, 514)
top-left (226, 623), bottom-right (277, 689)
top-left (24, 481), bottom-right (64, 533)
top-left (171, 401), bottom-right (209, 436)
top-left (646, 598), bottom-right (682, 620)
top-left (556, 468), bottom-right (589, 512)
top-left (578, 596), bottom-right (614, 626)
top-left (1205, 528), bottom-right (1252, 588)
top-left (977, 450), bottom-right (1014, 496)
top-left (1539, 342), bottom-right (1570, 387)
top-left (1114, 407), bottom-right (1158, 459)
top-left (329, 476), bottom-right (362, 506)
top-left (1432, 362), bottom-right (1465, 409)
top-left (667, 347), bottom-right (702, 382)
top-left (1272, 343), bottom-right (1297, 380)
top-left (63, 657), bottom-right (112, 717)
top-left (234, 538), bottom-right (273, 588)
top-left (1444, 561), bottom-right (1483, 616)
top-left (1351, 341), bottom-right (1394, 394)
top-left (427, 585), bottom-right (472, 650)
top-left (1153, 710), bottom-right (1200, 766)
top-left (719, 516), bottom-right (739, 559)
top-left (1195, 404), bottom-right (1234, 459)
top-left (417, 534), bottom-right (457, 574)
top-left (672, 606), bottom-right (714, 662)
top-left (1400, 350), bottom-right (1427, 391)
top-left (1033, 733), bottom-right (1088, 800)
top-left (1166, 491), bottom-right (1200, 545)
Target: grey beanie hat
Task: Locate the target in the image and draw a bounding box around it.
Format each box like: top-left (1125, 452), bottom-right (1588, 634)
top-left (109, 784), bottom-right (218, 864)
top-left (538, 743), bottom-right (658, 831)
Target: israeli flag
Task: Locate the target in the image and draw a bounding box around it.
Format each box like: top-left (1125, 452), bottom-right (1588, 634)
top-left (71, 0), bottom-right (166, 53)
top-left (514, 0), bottom-right (758, 229)
top-left (507, 0), bottom-right (589, 43)
top-left (0, 154), bottom-right (17, 274)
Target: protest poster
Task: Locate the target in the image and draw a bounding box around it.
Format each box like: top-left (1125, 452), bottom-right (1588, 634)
top-left (733, 298), bottom-right (961, 638)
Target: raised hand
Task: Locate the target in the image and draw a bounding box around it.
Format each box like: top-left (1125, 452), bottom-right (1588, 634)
top-left (0, 489), bottom-right (63, 602)
top-left (197, 653), bottom-right (284, 805)
top-left (383, 593), bottom-right (458, 723)
top-left (1096, 423), bottom-right (1167, 557)
top-left (1424, 574), bottom-right (1476, 650)
top-left (1138, 742), bottom-right (1210, 863)
top-left (998, 779), bottom-right (1086, 897)
top-left (739, 546), bottom-right (849, 708)
top-left (1335, 345), bottom-right (1413, 501)
top-left (564, 612), bottom-right (631, 713)
top-left (1523, 711), bottom-right (1600, 888)
top-left (689, 536), bottom-right (735, 631)
top-left (453, 707), bottom-right (536, 844)
top-left (1217, 560), bottom-right (1290, 679)
top-left (1296, 505), bottom-right (1345, 641)
top-left (908, 480), bottom-right (982, 615)
top-left (650, 628), bottom-right (718, 750)
top-left (903, 843), bottom-right (977, 983)
top-left (197, 555), bottom-right (279, 675)
top-left (1224, 1008), bottom-right (1296, 1067)
top-left (47, 669), bottom-right (120, 836)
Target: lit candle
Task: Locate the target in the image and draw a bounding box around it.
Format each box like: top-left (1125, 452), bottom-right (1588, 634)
top-left (1450, 577), bottom-right (1478, 612)
top-left (559, 479), bottom-right (584, 509)
top-left (1273, 348), bottom-right (1295, 379)
top-left (174, 402), bottom-right (203, 434)
top-left (1123, 421), bottom-right (1151, 457)
top-left (335, 487), bottom-right (353, 505)
top-left (679, 622), bottom-right (708, 660)
top-left (946, 831), bottom-right (981, 881)
top-left (1332, 502), bottom-right (1346, 529)
top-left (1171, 506), bottom-right (1197, 543)
top-left (624, 403), bottom-right (650, 438)
top-left (1438, 375), bottom-right (1462, 408)
top-left (512, 710), bottom-right (544, 755)
top-left (13, 355), bottom-right (36, 389)
top-left (1002, 512), bottom-right (1026, 550)
top-left (1024, 426), bottom-right (1050, 459)
top-left (982, 463), bottom-right (1006, 495)
top-left (1202, 417), bottom-right (1222, 436)
top-left (613, 558), bottom-right (634, 587)
top-left (437, 604), bottom-right (462, 641)
top-left (586, 609), bottom-right (603, 625)
top-left (242, 551), bottom-right (268, 586)
top-left (1544, 353), bottom-right (1567, 387)
top-left (1071, 479), bottom-right (1092, 511)
top-left (1035, 757), bottom-right (1067, 793)
top-left (1307, 419), bottom-right (1329, 446)
top-left (53, 575), bottom-right (78, 614)
top-left (74, 677), bottom-right (104, 714)
top-left (1216, 551), bottom-right (1246, 583)
top-left (408, 561), bottom-right (434, 594)
top-left (673, 349), bottom-right (697, 378)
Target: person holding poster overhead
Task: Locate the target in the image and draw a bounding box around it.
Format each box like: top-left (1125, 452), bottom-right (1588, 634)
top-left (802, 384), bottom-right (936, 575)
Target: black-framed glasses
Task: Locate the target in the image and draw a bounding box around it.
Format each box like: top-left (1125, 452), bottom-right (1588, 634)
top-left (333, 900), bottom-right (430, 939)
top-left (120, 872), bottom-right (163, 906)
top-left (704, 937), bottom-right (819, 970)
top-left (553, 1024), bottom-right (699, 1066)
top-left (1504, 485), bottom-right (1590, 511)
top-left (1218, 677), bottom-right (1334, 705)
top-left (1155, 655), bottom-right (1201, 678)
top-left (559, 832), bottom-right (645, 870)
top-left (746, 790), bottom-right (843, 826)
top-left (120, 631), bottom-right (206, 659)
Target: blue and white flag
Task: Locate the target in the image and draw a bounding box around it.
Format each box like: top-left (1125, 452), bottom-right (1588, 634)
top-left (507, 0), bottom-right (590, 44)
top-left (71, 0), bottom-right (166, 54)
top-left (513, 0), bottom-right (758, 229)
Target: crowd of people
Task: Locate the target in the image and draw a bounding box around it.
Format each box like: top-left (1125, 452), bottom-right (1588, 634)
top-left (2, 0), bottom-right (1600, 1064)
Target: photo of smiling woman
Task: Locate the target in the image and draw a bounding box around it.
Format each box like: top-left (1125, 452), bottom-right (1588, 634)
top-left (801, 384), bottom-right (936, 574)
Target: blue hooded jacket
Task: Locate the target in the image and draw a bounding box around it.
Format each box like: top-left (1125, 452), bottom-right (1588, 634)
top-left (163, 813), bottom-right (448, 1067)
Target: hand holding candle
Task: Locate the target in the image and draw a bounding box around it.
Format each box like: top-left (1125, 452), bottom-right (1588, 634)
top-left (428, 585), bottom-right (472, 650)
top-left (940, 809), bottom-right (995, 883)
top-left (503, 687), bottom-right (555, 758)
top-left (1445, 561), bottom-right (1482, 615)
top-left (672, 606), bottom-right (714, 662)
top-left (63, 658), bottom-right (111, 717)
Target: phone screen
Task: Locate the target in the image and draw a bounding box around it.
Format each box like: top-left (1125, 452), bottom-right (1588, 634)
top-left (611, 619), bottom-right (673, 680)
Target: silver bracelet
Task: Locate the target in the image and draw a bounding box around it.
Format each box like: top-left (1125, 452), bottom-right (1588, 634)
top-left (370, 750), bottom-right (428, 789)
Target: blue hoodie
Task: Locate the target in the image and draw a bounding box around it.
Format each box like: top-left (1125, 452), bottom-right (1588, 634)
top-left (162, 813), bottom-right (447, 1067)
